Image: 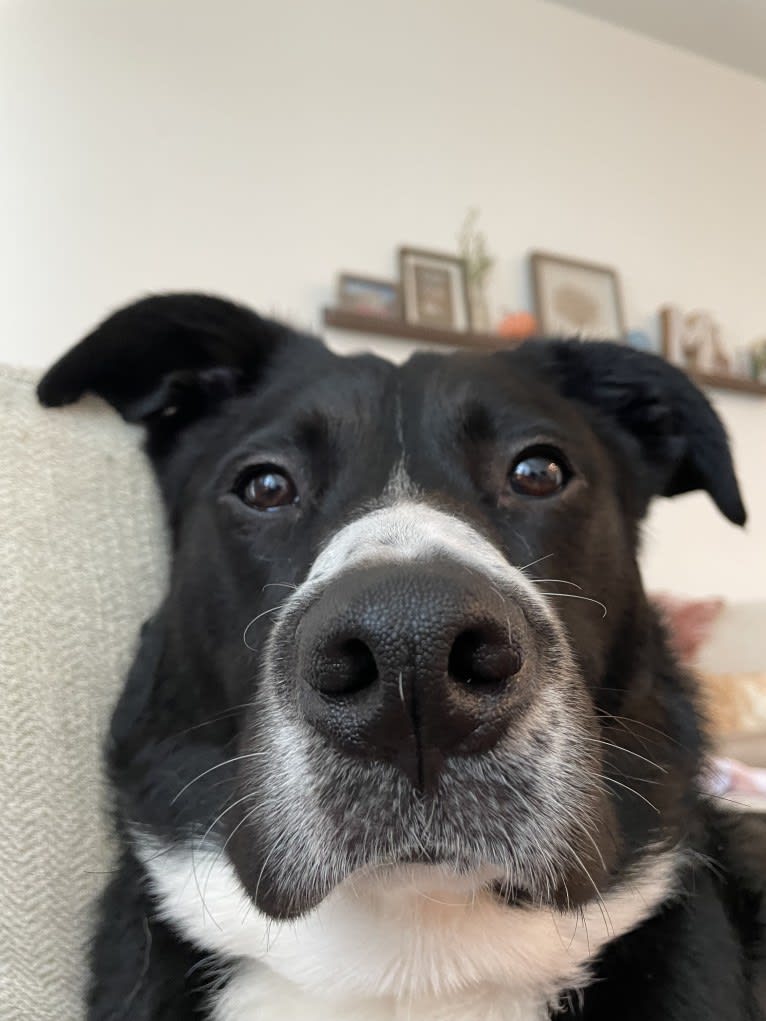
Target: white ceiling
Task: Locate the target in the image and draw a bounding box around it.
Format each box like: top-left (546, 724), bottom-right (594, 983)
top-left (548, 0), bottom-right (766, 81)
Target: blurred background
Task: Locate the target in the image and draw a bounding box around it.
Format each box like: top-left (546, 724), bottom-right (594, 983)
top-left (2, 0), bottom-right (765, 742)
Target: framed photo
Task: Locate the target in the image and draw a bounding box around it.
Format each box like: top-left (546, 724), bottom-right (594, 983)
top-left (337, 273), bottom-right (402, 320)
top-left (660, 306), bottom-right (731, 374)
top-left (399, 247), bottom-right (471, 331)
top-left (530, 251), bottom-right (625, 338)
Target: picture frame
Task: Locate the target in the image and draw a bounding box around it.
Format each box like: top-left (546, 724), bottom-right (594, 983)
top-left (337, 273), bottom-right (402, 321)
top-left (399, 247), bottom-right (471, 332)
top-left (530, 251), bottom-right (625, 339)
top-left (660, 305), bottom-right (731, 374)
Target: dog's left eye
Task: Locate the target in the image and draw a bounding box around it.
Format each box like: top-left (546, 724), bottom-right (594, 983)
top-left (236, 465), bottom-right (298, 511)
top-left (508, 448), bottom-right (569, 498)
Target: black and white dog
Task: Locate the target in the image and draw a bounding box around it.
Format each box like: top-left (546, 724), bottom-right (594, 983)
top-left (39, 295), bottom-right (765, 1020)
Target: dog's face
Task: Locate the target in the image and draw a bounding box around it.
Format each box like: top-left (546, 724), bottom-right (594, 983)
top-left (39, 295), bottom-right (745, 925)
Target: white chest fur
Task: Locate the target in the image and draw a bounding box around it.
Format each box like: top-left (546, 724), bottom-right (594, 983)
top-left (212, 962), bottom-right (549, 1021)
top-left (139, 841), bottom-right (678, 1021)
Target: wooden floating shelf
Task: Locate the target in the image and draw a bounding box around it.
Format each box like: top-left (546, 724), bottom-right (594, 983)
top-left (323, 308), bottom-right (518, 352)
top-left (323, 308), bottom-right (766, 397)
top-left (688, 371), bottom-right (766, 396)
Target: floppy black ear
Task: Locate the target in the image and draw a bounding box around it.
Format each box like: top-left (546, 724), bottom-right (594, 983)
top-left (521, 339), bottom-right (746, 526)
top-left (37, 293), bottom-right (291, 438)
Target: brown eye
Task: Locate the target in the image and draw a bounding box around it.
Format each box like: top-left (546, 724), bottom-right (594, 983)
top-left (509, 449), bottom-right (568, 498)
top-left (238, 466), bottom-right (298, 511)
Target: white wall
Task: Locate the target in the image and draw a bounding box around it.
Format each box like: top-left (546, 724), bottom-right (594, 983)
top-left (2, 0), bottom-right (764, 599)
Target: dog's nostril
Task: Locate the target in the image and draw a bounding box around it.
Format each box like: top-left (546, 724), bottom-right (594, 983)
top-left (312, 637), bottom-right (378, 696)
top-left (448, 627), bottom-right (523, 692)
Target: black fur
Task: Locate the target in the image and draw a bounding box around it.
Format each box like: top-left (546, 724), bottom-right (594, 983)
top-left (38, 294), bottom-right (765, 1019)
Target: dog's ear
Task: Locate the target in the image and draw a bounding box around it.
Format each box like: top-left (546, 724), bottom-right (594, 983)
top-left (37, 293), bottom-right (290, 442)
top-left (522, 339), bottom-right (746, 526)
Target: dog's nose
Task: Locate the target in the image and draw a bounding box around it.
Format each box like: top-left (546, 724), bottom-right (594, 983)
top-left (296, 562), bottom-right (527, 790)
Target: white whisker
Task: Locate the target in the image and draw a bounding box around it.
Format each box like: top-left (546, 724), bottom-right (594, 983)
top-left (244, 599), bottom-right (292, 650)
top-left (599, 775), bottom-right (660, 814)
top-left (537, 591), bottom-right (608, 618)
top-left (528, 578), bottom-right (582, 590)
top-left (582, 737), bottom-right (667, 774)
top-left (171, 753), bottom-right (271, 805)
top-left (518, 552), bottom-right (554, 572)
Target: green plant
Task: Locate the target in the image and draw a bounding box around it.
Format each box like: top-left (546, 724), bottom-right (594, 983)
top-left (457, 208), bottom-right (494, 287)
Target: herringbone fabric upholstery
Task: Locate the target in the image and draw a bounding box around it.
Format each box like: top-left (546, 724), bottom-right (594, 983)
top-left (0, 366), bottom-right (166, 1019)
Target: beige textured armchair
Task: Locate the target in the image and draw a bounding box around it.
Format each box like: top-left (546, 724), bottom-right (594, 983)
top-left (0, 365), bottom-right (165, 1018)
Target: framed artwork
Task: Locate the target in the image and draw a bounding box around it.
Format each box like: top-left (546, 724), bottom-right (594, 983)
top-left (530, 251), bottom-right (625, 338)
top-left (337, 273), bottom-right (402, 320)
top-left (399, 247), bottom-right (471, 331)
top-left (660, 306), bottom-right (731, 374)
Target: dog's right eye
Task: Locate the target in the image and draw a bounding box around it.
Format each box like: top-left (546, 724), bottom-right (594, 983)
top-left (508, 446), bottom-right (570, 499)
top-left (235, 465), bottom-right (299, 511)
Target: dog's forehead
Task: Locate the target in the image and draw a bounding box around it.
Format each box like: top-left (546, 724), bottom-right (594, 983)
top-left (263, 346), bottom-right (583, 439)
top-left (398, 349), bottom-right (574, 425)
top-left (394, 351), bottom-right (595, 464)
top-left (192, 345), bottom-right (593, 494)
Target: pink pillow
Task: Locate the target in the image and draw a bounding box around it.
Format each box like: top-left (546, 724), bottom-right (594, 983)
top-left (652, 594), bottom-right (724, 665)
top-left (706, 758), bottom-right (766, 797)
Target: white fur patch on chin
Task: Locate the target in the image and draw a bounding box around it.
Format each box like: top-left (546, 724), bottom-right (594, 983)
top-left (137, 839), bottom-right (680, 1020)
